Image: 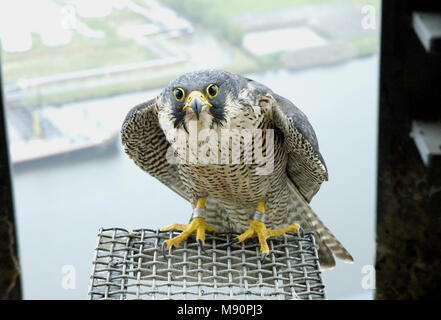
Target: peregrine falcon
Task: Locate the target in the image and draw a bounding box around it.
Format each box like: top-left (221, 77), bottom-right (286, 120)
top-left (121, 69), bottom-right (354, 269)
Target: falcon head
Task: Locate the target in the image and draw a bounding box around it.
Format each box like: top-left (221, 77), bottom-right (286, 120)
top-left (158, 69), bottom-right (242, 131)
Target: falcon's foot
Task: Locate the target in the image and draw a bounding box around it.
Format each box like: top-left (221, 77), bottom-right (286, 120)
top-left (235, 220), bottom-right (303, 263)
top-left (161, 217), bottom-right (218, 256)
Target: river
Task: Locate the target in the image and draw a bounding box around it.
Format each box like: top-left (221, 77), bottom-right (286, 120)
top-left (10, 54), bottom-right (378, 299)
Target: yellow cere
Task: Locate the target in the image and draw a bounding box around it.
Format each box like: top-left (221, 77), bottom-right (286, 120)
top-left (182, 90), bottom-right (212, 111)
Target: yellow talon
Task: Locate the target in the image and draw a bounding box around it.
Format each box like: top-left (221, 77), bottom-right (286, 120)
top-left (236, 220), bottom-right (301, 254)
top-left (235, 200), bottom-right (302, 260)
top-left (161, 217), bottom-right (218, 250)
top-left (266, 223), bottom-right (301, 237)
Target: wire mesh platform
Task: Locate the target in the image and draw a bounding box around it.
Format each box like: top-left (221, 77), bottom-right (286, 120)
top-left (88, 228), bottom-right (326, 300)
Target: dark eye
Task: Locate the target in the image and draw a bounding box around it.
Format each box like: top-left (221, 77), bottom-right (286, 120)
top-left (206, 84), bottom-right (219, 98)
top-left (173, 88), bottom-right (185, 101)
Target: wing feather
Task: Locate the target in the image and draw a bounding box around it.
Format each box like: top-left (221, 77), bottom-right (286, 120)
top-left (272, 93), bottom-right (328, 202)
top-left (242, 77), bottom-right (328, 202)
top-left (121, 98), bottom-right (190, 201)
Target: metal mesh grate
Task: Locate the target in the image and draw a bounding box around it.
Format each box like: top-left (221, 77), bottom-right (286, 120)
top-left (89, 228), bottom-right (325, 300)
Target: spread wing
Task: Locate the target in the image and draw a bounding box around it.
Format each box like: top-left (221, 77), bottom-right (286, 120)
top-left (244, 78), bottom-right (328, 202)
top-left (121, 98), bottom-right (190, 201)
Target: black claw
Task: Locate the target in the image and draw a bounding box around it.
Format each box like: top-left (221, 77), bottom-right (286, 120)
top-left (260, 253), bottom-right (268, 264)
top-left (226, 238), bottom-right (239, 247)
top-left (161, 242), bottom-right (168, 259)
top-left (298, 226), bottom-right (305, 238)
top-left (197, 239), bottom-right (208, 254)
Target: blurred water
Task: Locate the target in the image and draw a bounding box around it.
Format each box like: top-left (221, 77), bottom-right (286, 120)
top-left (11, 54), bottom-right (378, 299)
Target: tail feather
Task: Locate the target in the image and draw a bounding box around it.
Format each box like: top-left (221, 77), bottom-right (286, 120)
top-left (287, 180), bottom-right (354, 269)
top-left (315, 242), bottom-right (336, 270)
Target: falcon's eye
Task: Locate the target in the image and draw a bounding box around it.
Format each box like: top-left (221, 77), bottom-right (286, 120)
top-left (173, 88), bottom-right (185, 101)
top-left (206, 84), bottom-right (219, 99)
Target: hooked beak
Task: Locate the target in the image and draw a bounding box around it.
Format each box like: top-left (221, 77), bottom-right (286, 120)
top-left (183, 91), bottom-right (212, 120)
